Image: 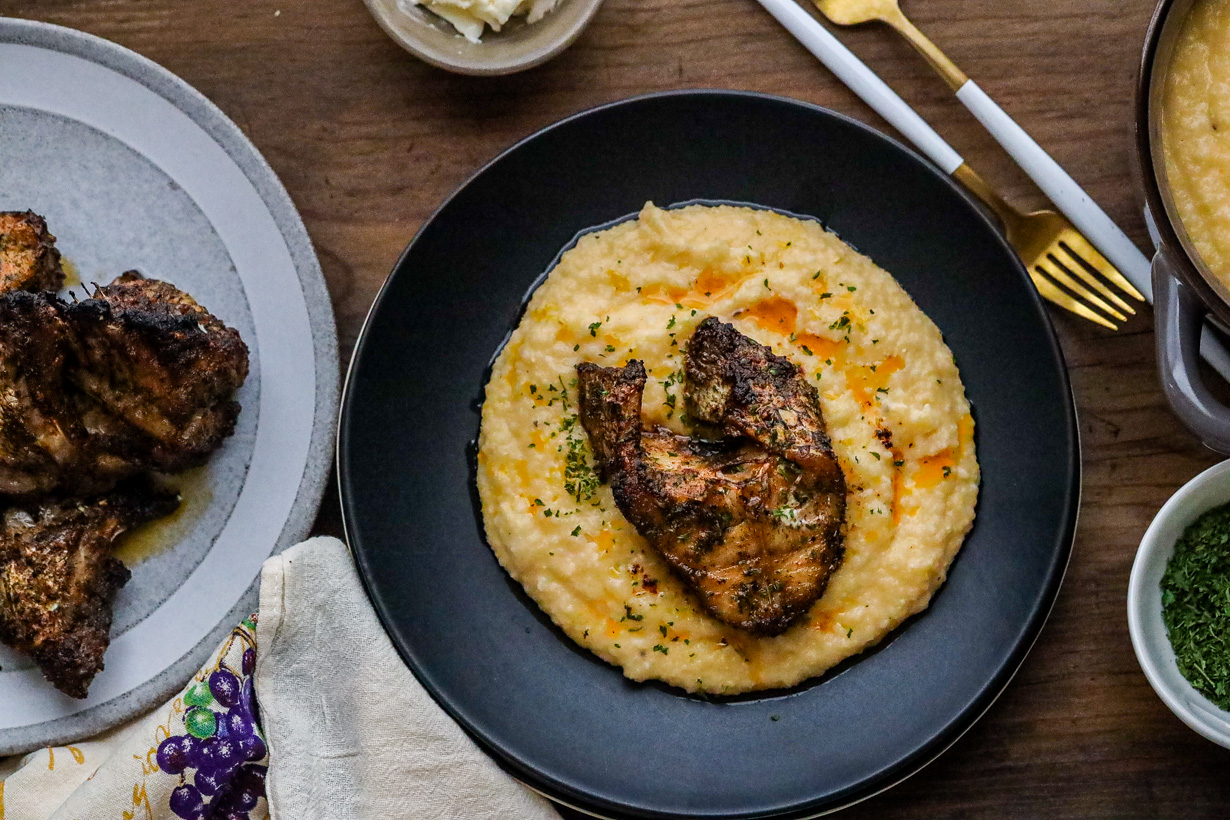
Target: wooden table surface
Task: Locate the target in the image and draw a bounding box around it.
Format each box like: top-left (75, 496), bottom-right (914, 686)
top-left (6, 0), bottom-right (1230, 815)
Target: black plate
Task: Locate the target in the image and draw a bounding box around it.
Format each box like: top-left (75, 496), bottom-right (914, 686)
top-left (339, 91), bottom-right (1079, 819)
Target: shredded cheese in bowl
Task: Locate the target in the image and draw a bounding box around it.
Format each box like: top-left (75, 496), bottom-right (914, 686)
top-left (400, 0), bottom-right (560, 43)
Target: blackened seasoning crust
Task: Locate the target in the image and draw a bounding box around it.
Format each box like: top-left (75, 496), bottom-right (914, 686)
top-left (0, 482), bottom-right (179, 697)
top-left (576, 318), bottom-right (846, 635)
top-left (0, 274), bottom-right (249, 496)
top-left (0, 211), bottom-right (65, 295)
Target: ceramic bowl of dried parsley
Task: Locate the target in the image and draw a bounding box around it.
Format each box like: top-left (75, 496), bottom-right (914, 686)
top-left (1129, 460), bottom-right (1230, 748)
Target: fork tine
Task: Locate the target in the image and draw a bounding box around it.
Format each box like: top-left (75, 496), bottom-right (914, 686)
top-left (1028, 270), bottom-right (1118, 330)
top-left (1057, 232), bottom-right (1146, 303)
top-left (1054, 239), bottom-right (1136, 315)
top-left (1035, 256), bottom-right (1127, 322)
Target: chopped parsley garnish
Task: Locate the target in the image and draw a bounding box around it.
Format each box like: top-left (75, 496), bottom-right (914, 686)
top-left (588, 321), bottom-right (602, 337)
top-left (660, 369), bottom-right (684, 419)
top-left (1161, 502), bottom-right (1230, 709)
top-left (771, 505), bottom-right (798, 523)
top-left (560, 414), bottom-right (599, 503)
top-left (570, 526), bottom-right (582, 537)
top-left (653, 644), bottom-right (669, 654)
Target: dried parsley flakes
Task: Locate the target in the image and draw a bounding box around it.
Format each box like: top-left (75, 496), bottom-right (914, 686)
top-left (1160, 501), bottom-right (1230, 711)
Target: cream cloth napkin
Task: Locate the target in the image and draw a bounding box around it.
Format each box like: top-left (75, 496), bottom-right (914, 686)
top-left (0, 536), bottom-right (559, 820)
top-left (0, 616), bottom-right (265, 820)
top-left (256, 536), bottom-right (558, 819)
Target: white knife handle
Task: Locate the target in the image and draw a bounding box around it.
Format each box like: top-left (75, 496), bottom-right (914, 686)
top-left (753, 0), bottom-right (964, 175)
top-left (955, 81), bottom-right (1154, 300)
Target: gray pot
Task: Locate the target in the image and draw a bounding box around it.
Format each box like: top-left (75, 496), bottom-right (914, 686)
top-left (1138, 0), bottom-right (1230, 452)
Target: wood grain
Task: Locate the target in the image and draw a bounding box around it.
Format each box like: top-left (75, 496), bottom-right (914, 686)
top-left (4, 0), bottom-right (1229, 815)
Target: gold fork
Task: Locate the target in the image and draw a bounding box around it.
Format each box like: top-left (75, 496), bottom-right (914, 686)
top-left (953, 163), bottom-right (1135, 330)
top-left (814, 0), bottom-right (1146, 330)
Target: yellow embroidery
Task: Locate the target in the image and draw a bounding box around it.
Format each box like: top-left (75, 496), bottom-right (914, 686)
top-left (46, 747), bottom-right (53, 771)
top-left (1, 779), bottom-right (6, 820)
top-left (128, 781), bottom-right (153, 820)
top-left (67, 745), bottom-right (85, 765)
top-left (133, 745), bottom-right (160, 777)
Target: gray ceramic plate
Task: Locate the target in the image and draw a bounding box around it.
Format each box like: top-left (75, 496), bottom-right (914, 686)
top-left (0, 18), bottom-right (338, 755)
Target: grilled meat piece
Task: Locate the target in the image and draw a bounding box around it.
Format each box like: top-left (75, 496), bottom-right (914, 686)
top-left (0, 482), bottom-right (179, 697)
top-left (65, 273), bottom-right (249, 472)
top-left (0, 274), bottom-right (249, 496)
top-left (0, 212), bottom-right (65, 294)
top-left (686, 317), bottom-right (846, 487)
top-left (576, 319), bottom-right (846, 635)
top-left (0, 292), bottom-right (86, 495)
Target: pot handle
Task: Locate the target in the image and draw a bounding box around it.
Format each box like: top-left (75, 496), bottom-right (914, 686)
top-left (1154, 250), bottom-right (1230, 453)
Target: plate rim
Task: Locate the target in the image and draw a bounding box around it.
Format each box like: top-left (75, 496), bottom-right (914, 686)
top-left (0, 17), bottom-right (339, 753)
top-left (338, 88), bottom-right (1080, 818)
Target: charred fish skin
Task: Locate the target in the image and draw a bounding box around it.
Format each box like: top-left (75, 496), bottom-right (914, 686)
top-left (574, 321), bottom-right (847, 636)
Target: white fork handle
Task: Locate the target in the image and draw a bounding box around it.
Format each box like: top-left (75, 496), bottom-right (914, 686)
top-left (753, 0), bottom-right (964, 174)
top-left (753, 0), bottom-right (1230, 385)
top-left (955, 81), bottom-right (1153, 300)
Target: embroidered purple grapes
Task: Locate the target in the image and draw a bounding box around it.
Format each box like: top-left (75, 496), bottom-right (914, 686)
top-left (159, 623), bottom-right (266, 820)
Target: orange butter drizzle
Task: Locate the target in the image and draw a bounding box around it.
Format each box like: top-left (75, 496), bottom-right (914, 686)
top-left (789, 322), bottom-right (969, 525)
top-left (591, 529), bottom-right (616, 554)
top-left (737, 297), bottom-right (798, 334)
top-left (641, 268), bottom-right (746, 308)
top-left (889, 412), bottom-right (974, 523)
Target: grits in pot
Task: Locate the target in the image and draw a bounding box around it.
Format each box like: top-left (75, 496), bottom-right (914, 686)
top-left (476, 203), bottom-right (978, 694)
top-left (1162, 0), bottom-right (1230, 288)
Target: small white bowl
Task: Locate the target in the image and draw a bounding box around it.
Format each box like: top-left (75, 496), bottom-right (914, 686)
top-left (1128, 459), bottom-right (1230, 748)
top-left (363, 0), bottom-right (605, 76)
